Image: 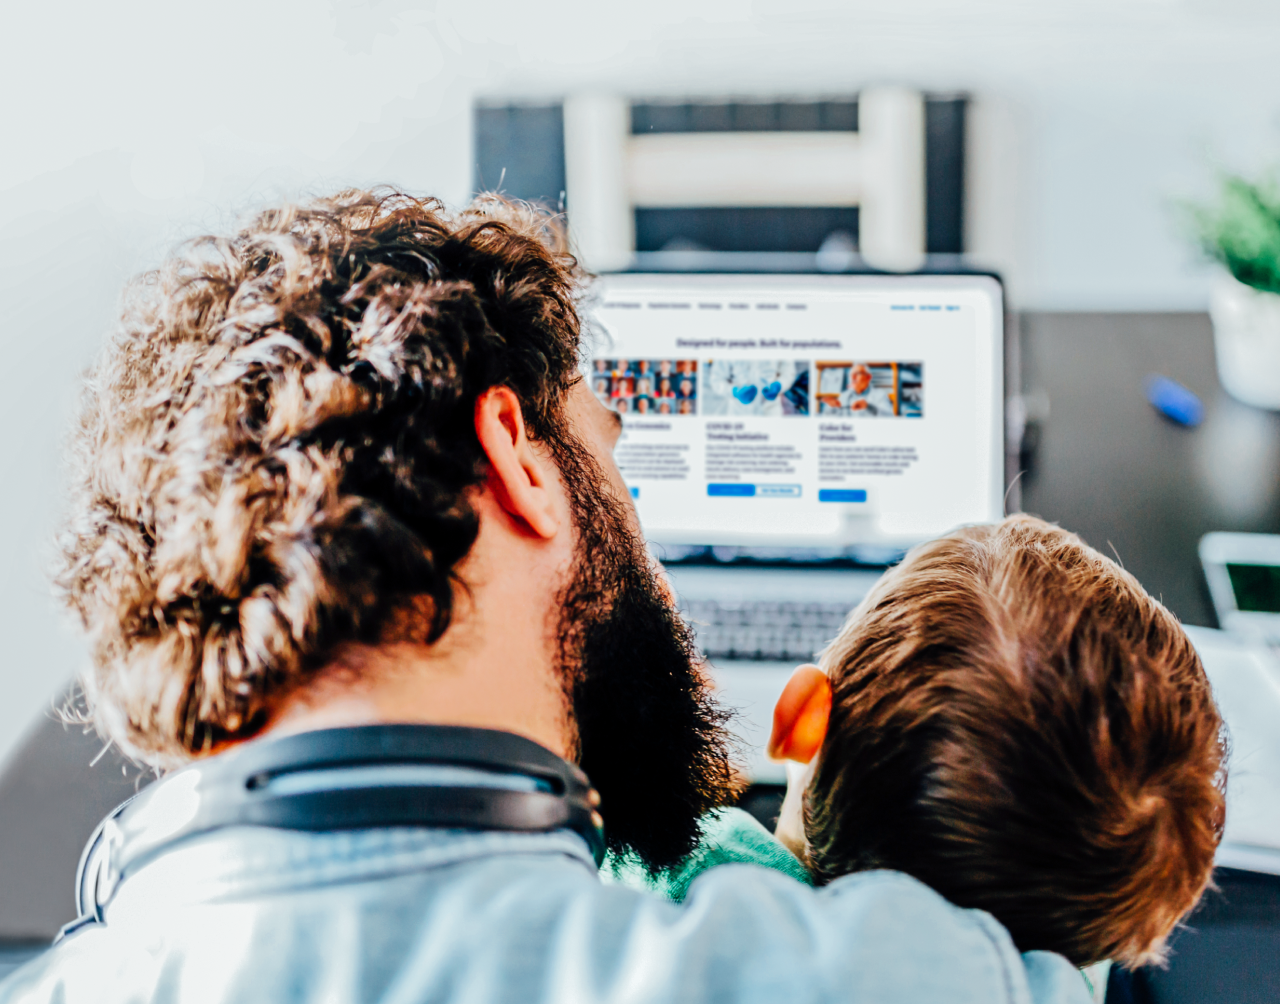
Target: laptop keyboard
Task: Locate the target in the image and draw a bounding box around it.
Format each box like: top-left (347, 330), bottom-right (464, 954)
top-left (684, 599), bottom-right (852, 662)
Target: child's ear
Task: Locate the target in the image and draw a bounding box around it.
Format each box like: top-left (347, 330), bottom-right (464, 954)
top-left (768, 664), bottom-right (832, 763)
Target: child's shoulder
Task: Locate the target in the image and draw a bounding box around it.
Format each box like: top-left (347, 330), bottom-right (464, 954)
top-left (602, 807), bottom-right (812, 902)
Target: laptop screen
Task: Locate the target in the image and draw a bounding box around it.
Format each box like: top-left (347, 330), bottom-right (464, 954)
top-left (586, 273), bottom-right (1004, 555)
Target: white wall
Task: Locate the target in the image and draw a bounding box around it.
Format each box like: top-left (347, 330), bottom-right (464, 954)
top-left (3, 0), bottom-right (1280, 766)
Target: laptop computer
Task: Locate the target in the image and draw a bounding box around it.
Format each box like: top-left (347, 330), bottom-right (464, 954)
top-left (586, 272), bottom-right (1006, 782)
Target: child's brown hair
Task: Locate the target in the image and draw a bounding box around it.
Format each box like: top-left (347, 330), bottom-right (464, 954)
top-left (804, 515), bottom-right (1226, 967)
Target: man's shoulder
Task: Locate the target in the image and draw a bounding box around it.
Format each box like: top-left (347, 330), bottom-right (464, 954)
top-left (1, 851), bottom-right (1089, 1004)
top-left (0, 929), bottom-right (130, 1004)
top-left (684, 867), bottom-right (1013, 975)
top-left (674, 867), bottom-right (1088, 1004)
top-left (317, 855), bottom-right (1084, 1004)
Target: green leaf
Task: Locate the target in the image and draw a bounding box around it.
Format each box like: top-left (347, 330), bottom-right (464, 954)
top-left (1193, 173), bottom-right (1280, 294)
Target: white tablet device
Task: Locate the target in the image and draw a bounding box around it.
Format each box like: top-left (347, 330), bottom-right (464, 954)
top-left (1200, 532), bottom-right (1280, 643)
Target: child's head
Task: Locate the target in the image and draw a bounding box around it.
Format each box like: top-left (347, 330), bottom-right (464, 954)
top-left (769, 515), bottom-right (1225, 968)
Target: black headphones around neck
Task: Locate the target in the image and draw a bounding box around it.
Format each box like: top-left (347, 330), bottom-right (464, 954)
top-left (65, 725), bottom-right (604, 940)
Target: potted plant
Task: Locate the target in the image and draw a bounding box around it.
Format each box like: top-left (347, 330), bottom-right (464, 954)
top-left (1195, 174), bottom-right (1280, 409)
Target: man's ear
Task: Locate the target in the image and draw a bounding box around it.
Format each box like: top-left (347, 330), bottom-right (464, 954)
top-left (474, 386), bottom-right (560, 539)
top-left (767, 664), bottom-right (831, 763)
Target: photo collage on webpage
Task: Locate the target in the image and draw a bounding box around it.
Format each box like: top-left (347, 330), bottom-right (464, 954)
top-left (593, 359), bottom-right (924, 419)
top-left (591, 359), bottom-right (698, 416)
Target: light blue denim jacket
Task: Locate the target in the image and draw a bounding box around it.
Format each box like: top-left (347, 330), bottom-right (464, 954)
top-left (0, 824), bottom-right (1089, 1004)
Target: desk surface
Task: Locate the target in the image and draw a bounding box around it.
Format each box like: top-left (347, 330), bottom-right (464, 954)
top-left (1019, 312), bottom-right (1280, 628)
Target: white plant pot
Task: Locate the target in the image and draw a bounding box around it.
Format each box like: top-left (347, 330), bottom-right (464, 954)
top-left (1209, 274), bottom-right (1280, 410)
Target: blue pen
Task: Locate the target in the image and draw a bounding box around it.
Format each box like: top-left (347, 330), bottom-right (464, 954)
top-left (1144, 374), bottom-right (1204, 427)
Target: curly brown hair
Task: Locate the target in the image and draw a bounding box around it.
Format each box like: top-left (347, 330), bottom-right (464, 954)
top-left (56, 189), bottom-right (585, 767)
top-left (805, 515), bottom-right (1227, 968)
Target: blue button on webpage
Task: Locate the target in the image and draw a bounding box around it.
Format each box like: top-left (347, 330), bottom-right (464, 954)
top-left (819, 489), bottom-right (867, 503)
top-left (707, 483), bottom-right (756, 497)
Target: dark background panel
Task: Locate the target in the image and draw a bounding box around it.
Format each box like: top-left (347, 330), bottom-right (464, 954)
top-left (1112, 868), bottom-right (1280, 1003)
top-left (473, 104), bottom-right (566, 208)
top-left (634, 206), bottom-right (860, 253)
top-left (1018, 312), bottom-right (1280, 627)
top-left (0, 712), bottom-right (141, 940)
top-left (630, 100), bottom-right (859, 134)
top-left (924, 97), bottom-right (966, 254)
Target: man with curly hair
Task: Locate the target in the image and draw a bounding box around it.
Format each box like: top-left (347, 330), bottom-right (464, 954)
top-left (1, 190), bottom-right (1088, 1004)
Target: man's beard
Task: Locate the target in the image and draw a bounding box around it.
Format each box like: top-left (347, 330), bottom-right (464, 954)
top-left (548, 433), bottom-right (737, 870)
